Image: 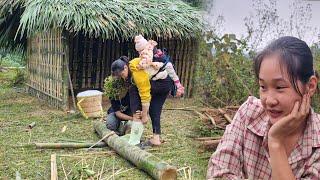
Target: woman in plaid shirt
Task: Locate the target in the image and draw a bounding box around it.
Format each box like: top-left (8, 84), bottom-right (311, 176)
top-left (207, 36), bottom-right (319, 179)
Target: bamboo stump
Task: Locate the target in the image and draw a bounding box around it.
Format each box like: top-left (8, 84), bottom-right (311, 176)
top-left (94, 121), bottom-right (177, 180)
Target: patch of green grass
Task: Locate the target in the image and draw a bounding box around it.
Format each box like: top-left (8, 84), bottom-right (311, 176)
top-left (0, 71), bottom-right (214, 179)
top-left (0, 70), bottom-right (16, 89)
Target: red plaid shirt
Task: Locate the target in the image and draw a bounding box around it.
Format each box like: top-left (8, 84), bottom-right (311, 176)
top-left (207, 96), bottom-right (320, 179)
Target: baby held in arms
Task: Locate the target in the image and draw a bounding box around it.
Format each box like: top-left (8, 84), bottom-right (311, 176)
top-left (134, 35), bottom-right (184, 96)
top-left (134, 35), bottom-right (168, 80)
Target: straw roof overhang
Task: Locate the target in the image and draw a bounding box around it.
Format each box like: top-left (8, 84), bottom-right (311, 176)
top-left (0, 0), bottom-right (25, 49)
top-left (0, 0), bottom-right (202, 48)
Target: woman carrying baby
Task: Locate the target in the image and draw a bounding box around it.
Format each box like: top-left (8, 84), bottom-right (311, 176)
top-left (111, 35), bottom-right (184, 146)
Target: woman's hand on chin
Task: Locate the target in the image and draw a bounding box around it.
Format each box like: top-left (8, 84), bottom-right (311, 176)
top-left (268, 93), bottom-right (310, 145)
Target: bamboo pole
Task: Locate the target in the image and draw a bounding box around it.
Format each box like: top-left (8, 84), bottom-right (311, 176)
top-left (25, 84), bottom-right (63, 101)
top-left (83, 36), bottom-right (87, 88)
top-left (51, 154), bottom-right (58, 180)
top-left (184, 40), bottom-right (191, 97)
top-left (94, 121), bottom-right (177, 180)
top-left (62, 31), bottom-right (69, 110)
top-left (97, 37), bottom-right (102, 88)
top-left (180, 40), bottom-right (187, 95)
top-left (204, 112), bottom-right (216, 126)
top-left (188, 39), bottom-right (197, 97)
top-left (72, 34), bottom-right (78, 89)
top-left (34, 142), bottom-right (107, 149)
top-left (218, 108), bottom-right (233, 123)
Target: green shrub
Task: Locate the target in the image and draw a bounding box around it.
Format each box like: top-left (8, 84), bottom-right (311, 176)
top-left (11, 68), bottom-right (26, 87)
top-left (195, 34), bottom-right (258, 107)
top-left (311, 46), bottom-right (320, 112)
top-left (0, 48), bottom-right (25, 67)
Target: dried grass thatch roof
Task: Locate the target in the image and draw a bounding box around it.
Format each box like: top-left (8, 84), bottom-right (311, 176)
top-left (0, 0), bottom-right (202, 48)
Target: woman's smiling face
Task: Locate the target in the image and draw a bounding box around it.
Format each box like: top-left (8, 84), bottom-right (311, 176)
top-left (259, 54), bottom-right (306, 124)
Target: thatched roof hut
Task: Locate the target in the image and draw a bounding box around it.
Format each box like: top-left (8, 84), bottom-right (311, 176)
top-left (0, 0), bottom-right (202, 110)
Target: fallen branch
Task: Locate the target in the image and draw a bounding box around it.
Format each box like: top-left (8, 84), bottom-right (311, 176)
top-left (204, 112), bottom-right (216, 126)
top-left (202, 140), bottom-right (221, 150)
top-left (218, 108), bottom-right (232, 123)
top-left (94, 121), bottom-right (177, 180)
top-left (225, 105), bottom-right (240, 109)
top-left (194, 137), bottom-right (222, 141)
top-left (163, 107), bottom-right (195, 111)
top-left (193, 110), bottom-right (209, 120)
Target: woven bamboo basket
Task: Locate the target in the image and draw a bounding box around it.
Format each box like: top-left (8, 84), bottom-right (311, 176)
top-left (76, 90), bottom-right (103, 119)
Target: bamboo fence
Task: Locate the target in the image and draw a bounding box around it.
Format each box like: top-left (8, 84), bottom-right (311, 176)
top-left (26, 28), bottom-right (68, 109)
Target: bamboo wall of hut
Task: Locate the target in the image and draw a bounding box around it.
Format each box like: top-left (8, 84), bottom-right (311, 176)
top-left (26, 29), bottom-right (68, 109)
top-left (67, 33), bottom-right (198, 96)
top-left (27, 30), bottom-right (198, 110)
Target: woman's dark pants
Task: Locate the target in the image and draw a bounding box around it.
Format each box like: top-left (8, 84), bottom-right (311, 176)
top-left (129, 77), bottom-right (172, 135)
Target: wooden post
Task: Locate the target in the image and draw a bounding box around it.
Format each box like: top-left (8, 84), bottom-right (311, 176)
top-left (62, 30), bottom-right (69, 110)
top-left (94, 121), bottom-right (177, 180)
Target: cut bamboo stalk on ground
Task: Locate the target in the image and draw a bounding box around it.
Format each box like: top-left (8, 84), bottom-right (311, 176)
top-left (218, 108), bottom-right (233, 123)
top-left (35, 142), bottom-right (107, 149)
top-left (193, 110), bottom-right (209, 120)
top-left (204, 112), bottom-right (216, 126)
top-left (28, 122), bottom-right (36, 129)
top-left (51, 154), bottom-right (58, 180)
top-left (94, 121), bottom-right (177, 180)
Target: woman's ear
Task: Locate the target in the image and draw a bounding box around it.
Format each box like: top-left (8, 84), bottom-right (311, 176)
top-left (307, 75), bottom-right (318, 96)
